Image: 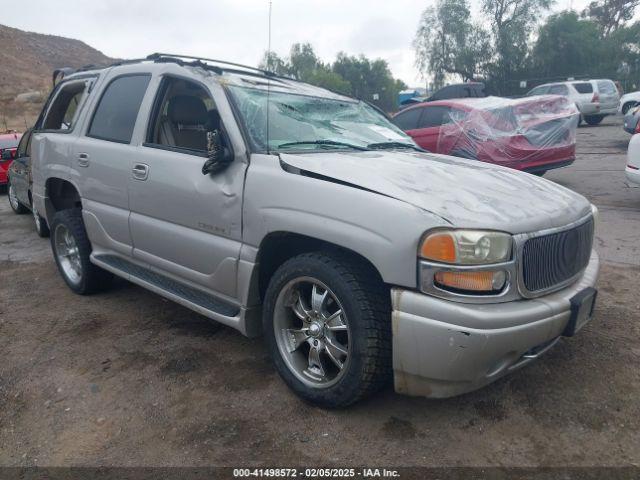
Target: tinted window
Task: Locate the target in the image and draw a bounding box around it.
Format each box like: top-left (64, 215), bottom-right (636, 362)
top-left (393, 108), bottom-right (422, 130)
top-left (42, 81), bottom-right (89, 131)
top-left (572, 82), bottom-right (593, 94)
top-left (418, 106), bottom-right (448, 128)
top-left (549, 84), bottom-right (569, 96)
top-left (88, 75), bottom-right (151, 143)
top-left (597, 80), bottom-right (616, 94)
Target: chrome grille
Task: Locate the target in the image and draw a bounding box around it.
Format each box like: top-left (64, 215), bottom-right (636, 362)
top-left (522, 218), bottom-right (594, 293)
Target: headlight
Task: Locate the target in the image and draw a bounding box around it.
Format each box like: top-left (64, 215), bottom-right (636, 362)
top-left (591, 204), bottom-right (599, 225)
top-left (419, 230), bottom-right (512, 265)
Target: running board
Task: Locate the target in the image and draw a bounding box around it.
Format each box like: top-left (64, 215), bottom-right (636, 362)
top-left (92, 254), bottom-right (241, 324)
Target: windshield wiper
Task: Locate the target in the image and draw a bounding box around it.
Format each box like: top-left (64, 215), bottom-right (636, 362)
top-left (367, 141), bottom-right (426, 152)
top-left (277, 140), bottom-right (369, 151)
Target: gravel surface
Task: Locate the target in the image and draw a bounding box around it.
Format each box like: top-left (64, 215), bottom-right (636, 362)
top-left (0, 116), bottom-right (638, 467)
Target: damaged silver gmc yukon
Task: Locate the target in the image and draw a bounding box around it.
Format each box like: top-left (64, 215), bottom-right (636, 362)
top-left (32, 55), bottom-right (599, 407)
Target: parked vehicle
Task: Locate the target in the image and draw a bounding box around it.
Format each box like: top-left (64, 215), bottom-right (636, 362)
top-left (626, 133), bottom-right (640, 186)
top-left (392, 95), bottom-right (578, 175)
top-left (428, 82), bottom-right (486, 101)
top-left (623, 105), bottom-right (640, 134)
top-left (619, 90), bottom-right (640, 115)
top-left (0, 131), bottom-right (22, 187)
top-left (526, 79), bottom-right (618, 125)
top-left (398, 83), bottom-right (486, 109)
top-left (6, 129), bottom-right (50, 237)
top-left (31, 54), bottom-right (599, 407)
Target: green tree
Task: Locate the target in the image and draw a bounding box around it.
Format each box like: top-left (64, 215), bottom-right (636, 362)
top-left (482, 0), bottom-right (553, 93)
top-left (582, 0), bottom-right (640, 36)
top-left (414, 0), bottom-right (491, 87)
top-left (332, 53), bottom-right (405, 112)
top-left (531, 12), bottom-right (603, 78)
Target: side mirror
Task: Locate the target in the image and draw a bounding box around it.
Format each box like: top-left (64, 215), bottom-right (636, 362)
top-left (202, 130), bottom-right (232, 175)
top-left (1, 150), bottom-right (12, 161)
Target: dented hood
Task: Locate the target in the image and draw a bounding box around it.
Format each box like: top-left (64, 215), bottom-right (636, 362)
top-left (279, 151), bottom-right (591, 234)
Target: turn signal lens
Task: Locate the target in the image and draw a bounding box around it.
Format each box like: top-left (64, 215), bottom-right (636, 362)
top-left (435, 270), bottom-right (507, 293)
top-left (420, 232), bottom-right (456, 262)
top-left (419, 230), bottom-right (512, 265)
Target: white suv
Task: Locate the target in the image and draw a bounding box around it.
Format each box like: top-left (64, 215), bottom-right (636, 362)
top-left (527, 79), bottom-right (619, 125)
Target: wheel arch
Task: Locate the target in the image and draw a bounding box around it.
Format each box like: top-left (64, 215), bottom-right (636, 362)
top-left (254, 231), bottom-right (387, 304)
top-left (44, 177), bottom-right (82, 224)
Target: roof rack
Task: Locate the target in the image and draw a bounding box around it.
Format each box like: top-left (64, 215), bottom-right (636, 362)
top-left (54, 53), bottom-right (300, 86)
top-left (147, 53), bottom-right (276, 76)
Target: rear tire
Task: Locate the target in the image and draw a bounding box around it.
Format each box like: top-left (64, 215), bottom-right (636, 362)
top-left (584, 115), bottom-right (604, 125)
top-left (263, 251), bottom-right (392, 408)
top-left (50, 208), bottom-right (113, 294)
top-left (7, 180), bottom-right (28, 214)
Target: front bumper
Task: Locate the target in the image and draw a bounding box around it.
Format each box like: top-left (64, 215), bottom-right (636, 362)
top-left (392, 249), bottom-right (599, 398)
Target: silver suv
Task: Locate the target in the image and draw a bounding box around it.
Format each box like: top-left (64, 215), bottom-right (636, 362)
top-left (526, 79), bottom-right (619, 125)
top-left (32, 54), bottom-right (599, 407)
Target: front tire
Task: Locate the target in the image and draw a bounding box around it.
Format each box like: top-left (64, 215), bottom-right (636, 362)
top-left (584, 115), bottom-right (604, 125)
top-left (50, 208), bottom-right (113, 294)
top-left (7, 180), bottom-right (28, 214)
top-left (263, 252), bottom-right (392, 408)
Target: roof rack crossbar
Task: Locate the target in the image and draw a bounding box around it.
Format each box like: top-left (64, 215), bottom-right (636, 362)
top-left (146, 53), bottom-right (278, 77)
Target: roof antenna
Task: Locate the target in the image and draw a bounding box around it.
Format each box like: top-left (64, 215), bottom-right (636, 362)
top-left (266, 0), bottom-right (272, 154)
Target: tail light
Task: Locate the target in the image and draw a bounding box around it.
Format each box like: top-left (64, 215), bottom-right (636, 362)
top-left (592, 92), bottom-right (599, 103)
top-left (636, 122), bottom-right (640, 134)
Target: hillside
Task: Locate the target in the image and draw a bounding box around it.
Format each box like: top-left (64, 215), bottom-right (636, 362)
top-left (0, 24), bottom-right (115, 130)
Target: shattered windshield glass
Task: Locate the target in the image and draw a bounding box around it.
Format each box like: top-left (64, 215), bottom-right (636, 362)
top-left (227, 86), bottom-right (414, 152)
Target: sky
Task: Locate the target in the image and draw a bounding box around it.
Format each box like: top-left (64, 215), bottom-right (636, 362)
top-left (3, 0), bottom-right (598, 88)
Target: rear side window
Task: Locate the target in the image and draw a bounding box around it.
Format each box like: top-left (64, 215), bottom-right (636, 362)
top-left (42, 81), bottom-right (90, 131)
top-left (393, 108), bottom-right (422, 130)
top-left (418, 106), bottom-right (448, 128)
top-left (597, 80), bottom-right (616, 94)
top-left (572, 82), bottom-right (593, 94)
top-left (88, 74), bottom-right (151, 144)
top-left (548, 84), bottom-right (569, 96)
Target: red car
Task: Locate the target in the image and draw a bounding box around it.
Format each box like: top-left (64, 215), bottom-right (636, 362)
top-left (0, 132), bottom-right (23, 186)
top-left (392, 96), bottom-right (579, 175)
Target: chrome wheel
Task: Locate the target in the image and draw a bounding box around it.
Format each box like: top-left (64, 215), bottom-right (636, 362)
top-left (54, 224), bottom-right (82, 285)
top-left (8, 183), bottom-right (20, 211)
top-left (273, 277), bottom-right (351, 388)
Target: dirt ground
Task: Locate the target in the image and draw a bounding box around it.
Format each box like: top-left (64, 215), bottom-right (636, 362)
top-left (0, 117), bottom-right (639, 468)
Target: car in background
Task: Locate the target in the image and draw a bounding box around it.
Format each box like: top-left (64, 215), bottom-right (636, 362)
top-left (392, 95), bottom-right (579, 176)
top-left (619, 90), bottom-right (640, 115)
top-left (526, 80), bottom-right (618, 126)
top-left (626, 133), bottom-right (640, 186)
top-left (623, 104), bottom-right (640, 134)
top-left (399, 82), bottom-right (487, 109)
top-left (0, 131), bottom-right (22, 187)
top-left (428, 82), bottom-right (486, 101)
top-left (6, 129), bottom-right (49, 237)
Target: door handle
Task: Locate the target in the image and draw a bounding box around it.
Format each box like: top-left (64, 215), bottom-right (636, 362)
top-left (77, 153), bottom-right (90, 167)
top-left (132, 163), bottom-right (149, 181)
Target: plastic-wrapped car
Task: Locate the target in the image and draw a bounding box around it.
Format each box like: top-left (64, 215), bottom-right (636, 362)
top-left (392, 95), bottom-right (579, 175)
